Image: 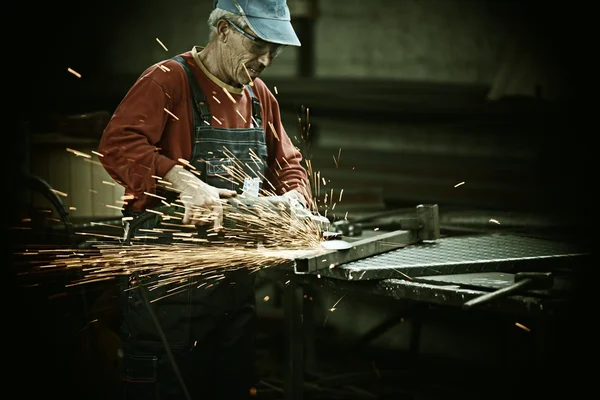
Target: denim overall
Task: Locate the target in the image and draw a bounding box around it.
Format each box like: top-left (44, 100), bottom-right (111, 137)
top-left (119, 56), bottom-right (267, 400)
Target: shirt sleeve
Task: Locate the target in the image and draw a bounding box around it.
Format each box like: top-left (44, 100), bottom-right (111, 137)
top-left (97, 74), bottom-right (178, 209)
top-left (262, 90), bottom-right (313, 204)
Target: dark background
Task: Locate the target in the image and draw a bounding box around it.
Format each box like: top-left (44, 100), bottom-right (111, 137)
top-left (7, 1), bottom-right (595, 399)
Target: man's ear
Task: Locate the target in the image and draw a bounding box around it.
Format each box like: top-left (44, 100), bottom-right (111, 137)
top-left (216, 20), bottom-right (230, 42)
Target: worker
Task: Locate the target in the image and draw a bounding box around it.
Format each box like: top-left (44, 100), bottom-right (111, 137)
top-left (97, 0), bottom-right (311, 399)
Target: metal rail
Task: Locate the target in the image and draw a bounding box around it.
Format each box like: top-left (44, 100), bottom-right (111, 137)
top-left (293, 230), bottom-right (419, 274)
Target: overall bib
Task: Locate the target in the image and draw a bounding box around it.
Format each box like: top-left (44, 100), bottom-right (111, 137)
top-left (119, 56), bottom-right (267, 400)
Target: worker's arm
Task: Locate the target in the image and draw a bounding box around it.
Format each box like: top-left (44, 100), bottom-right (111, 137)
top-left (98, 64), bottom-right (236, 226)
top-left (262, 91), bottom-right (312, 207)
top-left (97, 72), bottom-right (178, 207)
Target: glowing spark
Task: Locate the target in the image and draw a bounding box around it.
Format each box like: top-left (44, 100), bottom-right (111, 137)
top-left (67, 68), bottom-right (82, 78)
top-left (156, 38), bottom-right (168, 51)
top-left (241, 64), bottom-right (254, 86)
top-left (222, 87), bottom-right (236, 103)
top-left (268, 121), bottom-right (279, 141)
top-left (339, 189), bottom-right (344, 202)
top-left (454, 181), bottom-right (465, 188)
top-left (489, 218), bottom-right (500, 225)
top-left (50, 189), bottom-right (68, 197)
top-left (91, 150), bottom-right (104, 157)
top-left (143, 192), bottom-right (167, 200)
top-left (66, 148), bottom-right (91, 158)
top-left (164, 108), bottom-right (179, 120)
top-left (236, 109), bottom-right (247, 123)
top-left (330, 295), bottom-right (344, 311)
top-left (212, 116), bottom-right (223, 125)
top-left (212, 96), bottom-right (221, 104)
top-left (177, 159), bottom-right (197, 170)
top-left (392, 268), bottom-right (412, 280)
top-left (515, 322), bottom-right (531, 332)
top-left (274, 86), bottom-right (278, 94)
top-left (102, 180), bottom-right (115, 186)
top-left (263, 296), bottom-right (270, 302)
top-left (158, 64), bottom-right (171, 72)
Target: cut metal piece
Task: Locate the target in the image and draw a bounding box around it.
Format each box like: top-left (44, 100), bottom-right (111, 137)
top-left (293, 229), bottom-right (419, 274)
top-left (320, 240), bottom-right (353, 251)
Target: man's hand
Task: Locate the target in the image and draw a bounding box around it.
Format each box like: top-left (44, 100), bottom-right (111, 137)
top-left (164, 166), bottom-right (236, 230)
top-left (282, 189), bottom-right (308, 208)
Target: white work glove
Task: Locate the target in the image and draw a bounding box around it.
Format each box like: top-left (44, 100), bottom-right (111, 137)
top-left (281, 189), bottom-right (309, 208)
top-left (163, 166), bottom-right (237, 229)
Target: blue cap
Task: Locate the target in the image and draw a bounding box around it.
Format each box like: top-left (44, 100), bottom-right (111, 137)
top-left (214, 0), bottom-right (301, 47)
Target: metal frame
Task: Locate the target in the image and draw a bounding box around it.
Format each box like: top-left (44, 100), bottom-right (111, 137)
top-left (277, 232), bottom-right (589, 400)
top-left (293, 230), bottom-right (419, 274)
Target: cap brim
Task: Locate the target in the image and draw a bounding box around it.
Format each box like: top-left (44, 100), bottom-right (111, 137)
top-left (246, 16), bottom-right (301, 47)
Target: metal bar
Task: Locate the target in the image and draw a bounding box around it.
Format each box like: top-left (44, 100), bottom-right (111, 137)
top-left (293, 230), bottom-right (419, 274)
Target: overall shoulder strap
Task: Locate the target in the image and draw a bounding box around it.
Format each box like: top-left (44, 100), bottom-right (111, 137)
top-left (171, 56), bottom-right (211, 123)
top-left (245, 85), bottom-right (263, 128)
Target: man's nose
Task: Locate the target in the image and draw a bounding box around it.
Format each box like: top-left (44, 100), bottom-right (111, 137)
top-left (258, 52), bottom-right (272, 68)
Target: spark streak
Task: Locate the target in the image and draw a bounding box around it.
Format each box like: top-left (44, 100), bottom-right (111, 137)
top-left (67, 68), bottom-right (82, 78)
top-left (156, 38), bottom-right (168, 51)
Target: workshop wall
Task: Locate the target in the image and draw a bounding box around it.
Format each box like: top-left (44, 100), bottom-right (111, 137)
top-left (101, 0), bottom-right (513, 85)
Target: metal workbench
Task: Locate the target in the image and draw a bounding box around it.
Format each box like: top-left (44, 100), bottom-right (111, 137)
top-left (272, 231), bottom-right (589, 400)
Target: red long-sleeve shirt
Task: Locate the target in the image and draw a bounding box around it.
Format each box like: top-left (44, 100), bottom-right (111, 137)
top-left (98, 47), bottom-right (311, 212)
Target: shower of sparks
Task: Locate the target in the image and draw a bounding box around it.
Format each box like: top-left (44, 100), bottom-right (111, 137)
top-left (13, 145), bottom-right (333, 294)
top-left (13, 103), bottom-right (352, 298)
top-left (156, 38), bottom-right (168, 51)
top-left (67, 68), bottom-right (82, 78)
top-left (19, 245), bottom-right (324, 294)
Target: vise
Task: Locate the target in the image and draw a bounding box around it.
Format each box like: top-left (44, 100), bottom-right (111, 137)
top-left (330, 204), bottom-right (440, 241)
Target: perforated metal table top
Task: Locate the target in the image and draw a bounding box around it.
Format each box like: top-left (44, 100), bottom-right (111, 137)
top-left (317, 233), bottom-right (589, 281)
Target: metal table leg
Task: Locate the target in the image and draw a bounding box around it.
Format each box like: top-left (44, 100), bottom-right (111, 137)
top-left (283, 279), bottom-right (304, 400)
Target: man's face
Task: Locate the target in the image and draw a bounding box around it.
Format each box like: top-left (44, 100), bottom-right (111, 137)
top-left (220, 20), bottom-right (284, 86)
